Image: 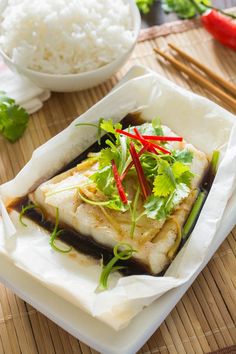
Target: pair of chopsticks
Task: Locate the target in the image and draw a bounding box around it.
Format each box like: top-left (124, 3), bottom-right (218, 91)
top-left (154, 43), bottom-right (236, 110)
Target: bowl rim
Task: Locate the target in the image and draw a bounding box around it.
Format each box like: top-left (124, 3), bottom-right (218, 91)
top-left (0, 0), bottom-right (141, 79)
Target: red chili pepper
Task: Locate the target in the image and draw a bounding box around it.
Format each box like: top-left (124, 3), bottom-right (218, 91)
top-left (133, 127), bottom-right (157, 154)
top-left (201, 9), bottom-right (236, 51)
top-left (111, 160), bottom-right (128, 204)
top-left (190, 0), bottom-right (236, 51)
top-left (143, 135), bottom-right (183, 142)
top-left (129, 142), bottom-right (151, 199)
top-left (116, 129), bottom-right (171, 155)
top-left (120, 145), bottom-right (147, 181)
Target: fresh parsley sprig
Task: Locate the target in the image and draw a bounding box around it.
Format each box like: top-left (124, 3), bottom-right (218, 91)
top-left (0, 91), bottom-right (29, 142)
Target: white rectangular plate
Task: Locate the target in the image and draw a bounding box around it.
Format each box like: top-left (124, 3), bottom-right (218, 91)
top-left (0, 191), bottom-right (235, 354)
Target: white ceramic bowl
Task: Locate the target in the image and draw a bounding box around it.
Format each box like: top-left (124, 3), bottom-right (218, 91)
top-left (0, 0), bottom-right (140, 92)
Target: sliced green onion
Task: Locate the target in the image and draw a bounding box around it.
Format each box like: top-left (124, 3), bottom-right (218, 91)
top-left (75, 123), bottom-right (98, 128)
top-left (211, 150), bottom-right (220, 176)
top-left (19, 203), bottom-right (44, 227)
top-left (182, 190), bottom-right (207, 240)
top-left (130, 186), bottom-right (140, 238)
top-left (49, 208), bottom-right (72, 253)
top-left (78, 190), bottom-right (111, 206)
top-left (98, 242), bottom-right (137, 291)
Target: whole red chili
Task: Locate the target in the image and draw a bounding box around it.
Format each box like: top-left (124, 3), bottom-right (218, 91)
top-left (201, 9), bottom-right (236, 51)
top-left (191, 0), bottom-right (236, 51)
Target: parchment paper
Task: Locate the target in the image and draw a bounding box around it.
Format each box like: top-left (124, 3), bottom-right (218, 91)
top-left (0, 66), bottom-right (236, 330)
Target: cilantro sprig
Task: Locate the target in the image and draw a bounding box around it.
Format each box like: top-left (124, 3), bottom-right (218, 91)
top-left (76, 117), bottom-right (194, 231)
top-left (0, 91), bottom-right (29, 142)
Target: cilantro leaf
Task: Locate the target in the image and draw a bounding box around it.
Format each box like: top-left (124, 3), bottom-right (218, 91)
top-left (172, 149), bottom-right (193, 164)
top-left (0, 92), bottom-right (29, 142)
top-left (90, 166), bottom-right (114, 196)
top-left (144, 195), bottom-right (166, 220)
top-left (153, 160), bottom-right (176, 197)
top-left (106, 195), bottom-right (129, 212)
top-left (165, 183), bottom-right (190, 214)
top-left (100, 119), bottom-right (122, 135)
top-left (172, 161), bottom-right (194, 187)
top-left (153, 174), bottom-right (175, 197)
top-left (179, 171), bottom-right (195, 187)
top-left (98, 148), bottom-right (116, 169)
top-left (172, 161), bottom-right (190, 178)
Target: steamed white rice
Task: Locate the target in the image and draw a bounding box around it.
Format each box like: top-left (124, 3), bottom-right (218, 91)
top-left (0, 0), bottom-right (134, 74)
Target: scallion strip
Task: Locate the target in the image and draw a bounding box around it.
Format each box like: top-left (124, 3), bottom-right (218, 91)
top-left (98, 242), bottom-right (137, 291)
top-left (211, 150), bottom-right (220, 176)
top-left (49, 208), bottom-right (72, 253)
top-left (19, 203), bottom-right (44, 227)
top-left (182, 190), bottom-right (207, 241)
top-left (78, 190), bottom-right (111, 206)
top-left (130, 186), bottom-right (140, 238)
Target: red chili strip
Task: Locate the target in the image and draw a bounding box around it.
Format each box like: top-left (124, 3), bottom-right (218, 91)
top-left (143, 135), bottom-right (183, 142)
top-left (116, 129), bottom-right (136, 139)
top-left (134, 128), bottom-right (171, 155)
top-left (120, 145), bottom-right (146, 182)
top-left (133, 127), bottom-right (158, 154)
top-left (111, 160), bottom-right (128, 204)
top-left (129, 142), bottom-right (151, 199)
top-left (116, 128), bottom-right (171, 155)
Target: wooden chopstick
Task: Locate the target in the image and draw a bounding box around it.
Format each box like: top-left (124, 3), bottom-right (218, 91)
top-left (168, 43), bottom-right (236, 97)
top-left (153, 47), bottom-right (236, 110)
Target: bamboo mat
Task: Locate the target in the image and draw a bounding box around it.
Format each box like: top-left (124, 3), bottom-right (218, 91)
top-left (0, 14), bottom-right (236, 354)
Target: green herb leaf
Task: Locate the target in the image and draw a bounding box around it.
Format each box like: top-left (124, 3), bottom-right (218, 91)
top-left (98, 148), bottom-right (115, 168)
top-left (0, 92), bottom-right (29, 143)
top-left (172, 161), bottom-right (190, 178)
top-left (153, 174), bottom-right (176, 197)
top-left (100, 119), bottom-right (122, 136)
top-left (172, 149), bottom-right (193, 163)
top-left (144, 195), bottom-right (166, 220)
top-left (136, 0), bottom-right (155, 13)
top-left (153, 160), bottom-right (176, 197)
top-left (161, 0), bottom-right (211, 19)
top-left (90, 165), bottom-right (114, 196)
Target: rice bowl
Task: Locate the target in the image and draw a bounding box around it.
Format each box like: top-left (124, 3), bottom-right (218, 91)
top-left (0, 0), bottom-right (140, 91)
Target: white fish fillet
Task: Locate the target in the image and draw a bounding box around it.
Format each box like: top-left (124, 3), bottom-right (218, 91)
top-left (30, 126), bottom-right (209, 274)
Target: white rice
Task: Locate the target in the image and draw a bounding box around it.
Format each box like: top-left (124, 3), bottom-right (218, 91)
top-left (0, 0), bottom-right (134, 74)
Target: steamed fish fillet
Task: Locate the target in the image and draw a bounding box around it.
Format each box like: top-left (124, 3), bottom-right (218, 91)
top-left (29, 130), bottom-right (208, 274)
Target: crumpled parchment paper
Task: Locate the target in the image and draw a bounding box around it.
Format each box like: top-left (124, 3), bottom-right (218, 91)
top-left (0, 66), bottom-right (236, 330)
